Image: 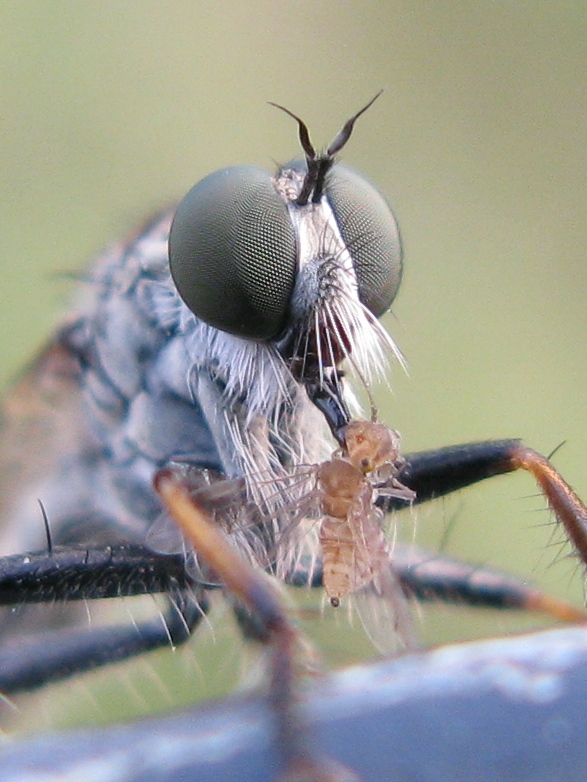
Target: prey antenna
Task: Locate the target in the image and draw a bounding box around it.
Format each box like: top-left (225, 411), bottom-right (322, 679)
top-left (269, 89), bottom-right (384, 206)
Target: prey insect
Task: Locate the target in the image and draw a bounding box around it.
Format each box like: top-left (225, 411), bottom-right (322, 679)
top-left (160, 417), bottom-right (419, 657)
top-left (1, 93), bottom-right (587, 780)
top-left (307, 418), bottom-right (417, 653)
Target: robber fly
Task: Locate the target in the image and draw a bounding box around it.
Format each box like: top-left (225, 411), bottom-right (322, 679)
top-left (2, 93), bottom-right (587, 780)
top-left (0, 91), bottom-right (411, 672)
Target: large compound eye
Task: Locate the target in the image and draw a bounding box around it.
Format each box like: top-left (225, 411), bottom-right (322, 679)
top-left (325, 164), bottom-right (402, 318)
top-left (169, 166), bottom-right (297, 340)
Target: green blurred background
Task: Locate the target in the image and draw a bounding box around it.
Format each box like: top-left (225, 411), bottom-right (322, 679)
top-left (2, 2), bottom-right (587, 731)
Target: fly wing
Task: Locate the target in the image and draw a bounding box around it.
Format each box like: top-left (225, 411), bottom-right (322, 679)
top-left (0, 336), bottom-right (110, 643)
top-left (146, 467), bottom-right (249, 578)
top-left (147, 462), bottom-right (321, 589)
top-left (0, 338), bottom-right (97, 554)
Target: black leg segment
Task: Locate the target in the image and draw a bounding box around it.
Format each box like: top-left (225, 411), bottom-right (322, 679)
top-left (387, 439), bottom-right (522, 510)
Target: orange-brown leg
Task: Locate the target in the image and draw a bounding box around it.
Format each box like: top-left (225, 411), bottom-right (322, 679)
top-left (511, 445), bottom-right (587, 565)
top-left (155, 466), bottom-right (358, 782)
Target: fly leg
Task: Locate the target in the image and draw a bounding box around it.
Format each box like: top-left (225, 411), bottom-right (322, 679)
top-left (381, 439), bottom-right (587, 620)
top-left (155, 465), bottom-right (358, 782)
top-left (0, 546), bottom-right (207, 694)
top-left (390, 543), bottom-right (587, 621)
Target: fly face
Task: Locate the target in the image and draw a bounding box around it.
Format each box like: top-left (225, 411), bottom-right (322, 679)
top-left (168, 92), bottom-right (403, 441)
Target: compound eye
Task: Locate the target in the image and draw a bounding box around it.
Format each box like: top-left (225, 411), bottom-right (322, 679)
top-left (169, 166), bottom-right (297, 340)
top-left (325, 165), bottom-right (402, 317)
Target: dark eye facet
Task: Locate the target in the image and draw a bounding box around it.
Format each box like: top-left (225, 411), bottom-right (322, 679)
top-left (325, 164), bottom-right (402, 318)
top-left (169, 166), bottom-right (297, 340)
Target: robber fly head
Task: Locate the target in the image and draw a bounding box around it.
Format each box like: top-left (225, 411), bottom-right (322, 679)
top-left (168, 92), bottom-right (404, 409)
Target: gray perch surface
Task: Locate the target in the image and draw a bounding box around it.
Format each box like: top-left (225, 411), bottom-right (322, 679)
top-left (1, 625), bottom-right (587, 781)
